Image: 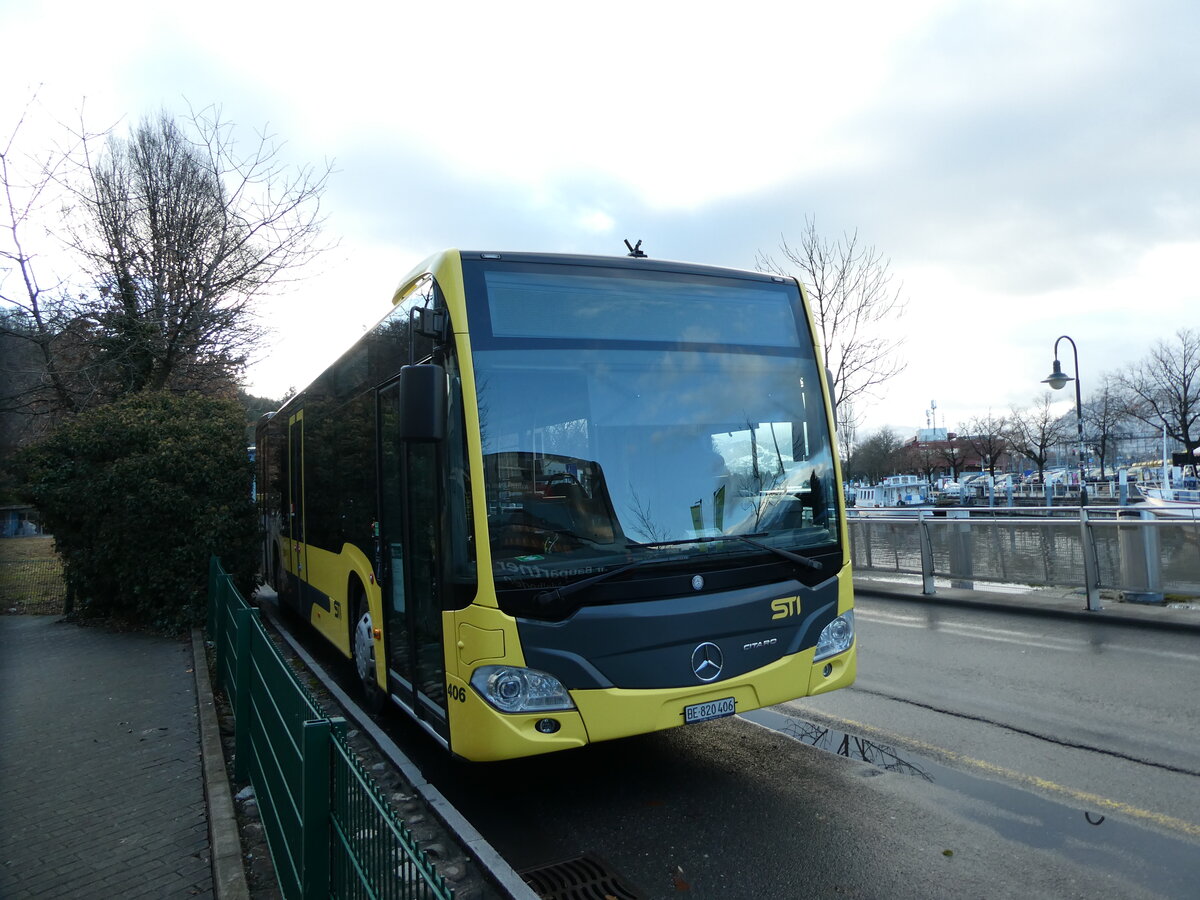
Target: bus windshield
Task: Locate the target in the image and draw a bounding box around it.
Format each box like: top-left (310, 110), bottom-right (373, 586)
top-left (467, 261), bottom-right (840, 590)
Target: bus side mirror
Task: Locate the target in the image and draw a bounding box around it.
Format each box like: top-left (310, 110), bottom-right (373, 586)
top-left (397, 364), bottom-right (446, 442)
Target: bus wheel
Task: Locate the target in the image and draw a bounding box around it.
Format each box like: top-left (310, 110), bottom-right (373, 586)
top-left (352, 597), bottom-right (385, 713)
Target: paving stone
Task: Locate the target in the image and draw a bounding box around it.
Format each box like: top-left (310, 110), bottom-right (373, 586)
top-left (0, 616), bottom-right (214, 899)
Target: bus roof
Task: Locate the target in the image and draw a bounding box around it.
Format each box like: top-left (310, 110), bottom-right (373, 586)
top-left (392, 248), bottom-right (792, 304)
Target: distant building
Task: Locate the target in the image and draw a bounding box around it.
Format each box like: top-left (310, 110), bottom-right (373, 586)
top-left (900, 431), bottom-right (1008, 480)
top-left (1, 505), bottom-right (44, 538)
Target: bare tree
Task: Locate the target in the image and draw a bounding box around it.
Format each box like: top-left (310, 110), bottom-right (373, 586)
top-left (899, 439), bottom-right (944, 483)
top-left (757, 217), bottom-right (907, 431)
top-left (1, 100), bottom-right (333, 422)
top-left (963, 412), bottom-right (1009, 477)
top-left (1116, 328), bottom-right (1200, 464)
top-left (1082, 373), bottom-right (1127, 478)
top-left (0, 92), bottom-right (106, 418)
top-left (937, 432), bottom-right (970, 480)
top-left (1007, 394), bottom-right (1068, 481)
top-left (835, 396), bottom-right (858, 464)
top-left (67, 106), bottom-right (333, 395)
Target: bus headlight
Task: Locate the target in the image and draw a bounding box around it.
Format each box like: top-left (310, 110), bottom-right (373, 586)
top-left (814, 610), bottom-right (854, 661)
top-left (470, 665), bottom-right (576, 713)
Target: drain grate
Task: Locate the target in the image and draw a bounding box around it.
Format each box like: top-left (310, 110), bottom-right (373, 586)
top-left (519, 853), bottom-right (643, 900)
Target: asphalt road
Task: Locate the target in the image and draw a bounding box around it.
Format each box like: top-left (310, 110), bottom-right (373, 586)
top-left (797, 594), bottom-right (1200, 832)
top-left (379, 594), bottom-right (1200, 899)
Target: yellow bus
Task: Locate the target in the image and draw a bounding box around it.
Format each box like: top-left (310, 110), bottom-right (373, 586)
top-left (257, 249), bottom-right (856, 761)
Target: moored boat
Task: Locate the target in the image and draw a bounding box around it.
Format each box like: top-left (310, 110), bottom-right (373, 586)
top-left (1139, 486), bottom-right (1200, 519)
top-left (1137, 431), bottom-right (1200, 518)
top-left (850, 474), bottom-right (935, 515)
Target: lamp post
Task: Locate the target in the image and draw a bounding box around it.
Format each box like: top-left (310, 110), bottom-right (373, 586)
top-left (1041, 335), bottom-right (1088, 507)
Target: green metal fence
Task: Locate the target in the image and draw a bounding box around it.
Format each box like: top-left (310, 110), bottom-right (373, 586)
top-left (207, 557), bottom-right (454, 900)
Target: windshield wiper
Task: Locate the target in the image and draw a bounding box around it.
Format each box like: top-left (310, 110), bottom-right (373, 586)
top-left (732, 535), bottom-right (823, 571)
top-left (532, 558), bottom-right (659, 611)
top-left (628, 533), bottom-right (823, 571)
top-left (626, 532), bottom-right (767, 548)
top-left (532, 534), bottom-right (823, 613)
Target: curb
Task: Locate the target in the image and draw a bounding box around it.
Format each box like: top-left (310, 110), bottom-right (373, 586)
top-left (192, 629), bottom-right (251, 900)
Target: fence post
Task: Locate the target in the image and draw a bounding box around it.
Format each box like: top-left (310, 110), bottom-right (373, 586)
top-left (233, 605), bottom-right (258, 782)
top-left (1079, 509), bottom-right (1102, 611)
top-left (1117, 510), bottom-right (1161, 603)
top-left (301, 718), bottom-right (336, 900)
top-left (947, 509), bottom-right (973, 590)
top-left (1142, 511), bottom-right (1163, 598)
top-left (918, 511), bottom-right (936, 595)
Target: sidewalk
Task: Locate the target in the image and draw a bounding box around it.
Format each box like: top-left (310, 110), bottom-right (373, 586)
top-left (0, 616), bottom-right (232, 899)
top-left (853, 573), bottom-right (1200, 633)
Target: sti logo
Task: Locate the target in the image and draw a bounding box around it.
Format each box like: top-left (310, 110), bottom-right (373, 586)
top-left (770, 596), bottom-right (802, 620)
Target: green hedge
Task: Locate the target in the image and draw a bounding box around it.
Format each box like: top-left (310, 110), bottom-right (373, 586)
top-left (14, 392), bottom-right (259, 632)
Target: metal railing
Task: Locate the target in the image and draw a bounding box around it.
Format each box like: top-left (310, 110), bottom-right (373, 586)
top-left (207, 558), bottom-right (454, 900)
top-left (847, 508), bottom-right (1200, 608)
top-left (936, 479), bottom-right (1139, 505)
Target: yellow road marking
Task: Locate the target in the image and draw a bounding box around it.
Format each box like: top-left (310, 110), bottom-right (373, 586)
top-left (790, 708), bottom-right (1200, 840)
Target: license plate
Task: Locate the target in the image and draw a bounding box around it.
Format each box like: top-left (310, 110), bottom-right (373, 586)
top-left (683, 697), bottom-right (736, 724)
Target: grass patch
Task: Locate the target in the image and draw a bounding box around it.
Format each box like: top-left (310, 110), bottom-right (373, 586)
top-left (0, 536), bottom-right (57, 562)
top-left (0, 537), bottom-right (66, 614)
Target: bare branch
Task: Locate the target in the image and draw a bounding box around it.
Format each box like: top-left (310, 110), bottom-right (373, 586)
top-left (962, 411), bottom-right (1009, 478)
top-left (1006, 394), bottom-right (1069, 480)
top-left (1115, 328), bottom-right (1200, 461)
top-left (757, 216), bottom-right (907, 423)
top-left (1081, 373), bottom-right (1127, 478)
top-left (1, 91), bottom-right (109, 417)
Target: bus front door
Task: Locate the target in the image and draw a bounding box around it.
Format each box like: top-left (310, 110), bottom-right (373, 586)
top-left (378, 382), bottom-right (449, 740)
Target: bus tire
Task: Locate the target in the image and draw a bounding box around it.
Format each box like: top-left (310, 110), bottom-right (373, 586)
top-left (351, 592), bottom-right (385, 714)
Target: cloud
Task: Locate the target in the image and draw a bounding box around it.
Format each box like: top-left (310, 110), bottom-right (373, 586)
top-left (818, 0), bottom-right (1200, 291)
top-left (6, 0), bottom-right (1199, 432)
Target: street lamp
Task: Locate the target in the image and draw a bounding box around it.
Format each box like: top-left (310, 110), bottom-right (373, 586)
top-left (1041, 335), bottom-right (1087, 507)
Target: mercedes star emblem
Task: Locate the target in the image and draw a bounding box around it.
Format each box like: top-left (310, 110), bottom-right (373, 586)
top-left (691, 642), bottom-right (723, 682)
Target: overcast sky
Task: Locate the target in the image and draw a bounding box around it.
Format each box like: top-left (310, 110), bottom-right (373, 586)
top-left (3, 0), bottom-right (1197, 436)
